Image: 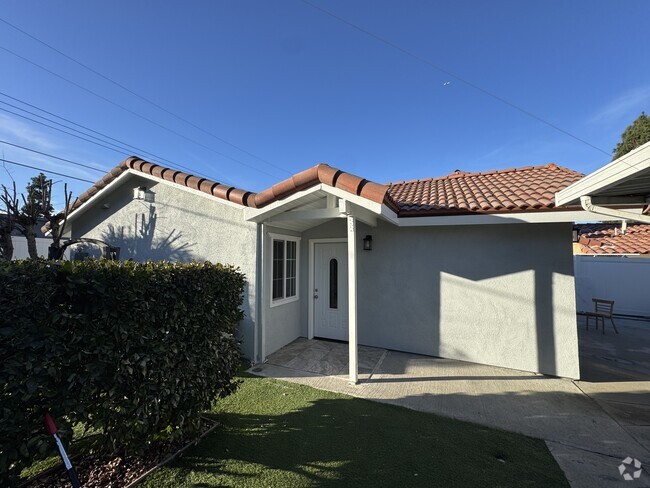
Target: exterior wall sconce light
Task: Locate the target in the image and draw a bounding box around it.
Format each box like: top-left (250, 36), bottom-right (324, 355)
top-left (133, 186), bottom-right (155, 203)
top-left (572, 227), bottom-right (579, 242)
top-left (363, 235), bottom-right (373, 251)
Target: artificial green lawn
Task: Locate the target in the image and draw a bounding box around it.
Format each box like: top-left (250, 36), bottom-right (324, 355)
top-left (143, 372), bottom-right (568, 487)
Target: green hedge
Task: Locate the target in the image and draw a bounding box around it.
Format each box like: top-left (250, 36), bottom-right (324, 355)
top-left (0, 259), bottom-right (244, 484)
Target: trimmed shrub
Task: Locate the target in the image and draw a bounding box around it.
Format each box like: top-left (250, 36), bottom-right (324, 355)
top-left (0, 259), bottom-right (244, 484)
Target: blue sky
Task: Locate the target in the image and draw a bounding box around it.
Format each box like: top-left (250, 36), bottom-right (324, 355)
top-left (0, 0), bottom-right (649, 208)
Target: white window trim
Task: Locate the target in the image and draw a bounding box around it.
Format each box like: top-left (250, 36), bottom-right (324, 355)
top-left (269, 233), bottom-right (301, 308)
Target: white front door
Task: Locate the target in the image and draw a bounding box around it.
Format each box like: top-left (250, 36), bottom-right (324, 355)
top-left (313, 242), bottom-right (348, 341)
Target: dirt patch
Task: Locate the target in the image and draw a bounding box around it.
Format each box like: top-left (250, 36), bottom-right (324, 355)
top-left (24, 420), bottom-right (217, 488)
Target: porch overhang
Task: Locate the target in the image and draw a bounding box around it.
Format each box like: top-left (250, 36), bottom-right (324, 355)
top-left (555, 140), bottom-right (650, 223)
top-left (249, 185), bottom-right (380, 384)
top-left (244, 184), bottom-right (397, 231)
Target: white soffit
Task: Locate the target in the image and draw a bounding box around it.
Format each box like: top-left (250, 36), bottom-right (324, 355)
top-left (556, 140), bottom-right (650, 207)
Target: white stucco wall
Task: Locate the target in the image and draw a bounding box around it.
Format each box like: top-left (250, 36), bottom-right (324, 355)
top-left (262, 226), bottom-right (303, 357)
top-left (70, 174), bottom-right (259, 359)
top-left (301, 219), bottom-right (580, 379)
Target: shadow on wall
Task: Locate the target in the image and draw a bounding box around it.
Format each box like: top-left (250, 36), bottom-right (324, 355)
top-left (357, 222), bottom-right (576, 378)
top-left (439, 254), bottom-right (559, 377)
top-left (77, 205), bottom-right (196, 262)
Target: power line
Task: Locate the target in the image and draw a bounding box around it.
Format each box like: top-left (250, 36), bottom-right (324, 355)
top-left (0, 139), bottom-right (106, 173)
top-left (0, 44), bottom-right (283, 179)
top-left (0, 105), bottom-right (135, 157)
top-left (0, 93), bottom-right (237, 185)
top-left (0, 91), bottom-right (197, 171)
top-left (0, 99), bottom-right (159, 162)
top-left (0, 106), bottom-right (236, 186)
top-left (0, 16), bottom-right (290, 175)
top-left (300, 0), bottom-right (611, 157)
top-left (0, 158), bottom-right (95, 183)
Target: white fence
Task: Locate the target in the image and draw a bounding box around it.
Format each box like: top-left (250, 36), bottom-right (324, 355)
top-left (574, 255), bottom-right (650, 317)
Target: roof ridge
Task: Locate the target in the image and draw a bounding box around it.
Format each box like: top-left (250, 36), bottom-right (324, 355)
top-left (47, 156), bottom-right (586, 234)
top-left (387, 163), bottom-right (583, 186)
top-left (45, 157), bottom-right (399, 233)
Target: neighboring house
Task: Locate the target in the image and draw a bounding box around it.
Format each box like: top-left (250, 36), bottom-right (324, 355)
top-left (53, 156), bottom-right (605, 381)
top-left (557, 140), bottom-right (650, 320)
top-left (573, 223), bottom-right (650, 318)
top-left (1, 215), bottom-right (52, 259)
top-left (574, 222), bottom-right (650, 256)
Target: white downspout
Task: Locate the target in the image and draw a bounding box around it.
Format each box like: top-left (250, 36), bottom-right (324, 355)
top-left (580, 196), bottom-right (650, 224)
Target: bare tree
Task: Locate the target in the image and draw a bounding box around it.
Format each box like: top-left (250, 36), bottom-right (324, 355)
top-left (2, 180), bottom-right (42, 259)
top-left (42, 180), bottom-right (73, 260)
top-left (0, 174), bottom-right (74, 260)
top-left (0, 184), bottom-right (17, 261)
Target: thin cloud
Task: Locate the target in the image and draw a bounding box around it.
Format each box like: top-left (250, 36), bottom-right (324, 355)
top-left (587, 86), bottom-right (650, 125)
top-left (0, 112), bottom-right (61, 150)
top-left (0, 112), bottom-right (110, 184)
top-left (0, 145), bottom-right (99, 181)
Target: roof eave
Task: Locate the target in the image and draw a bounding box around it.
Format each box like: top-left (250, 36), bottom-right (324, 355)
top-left (555, 140), bottom-right (650, 207)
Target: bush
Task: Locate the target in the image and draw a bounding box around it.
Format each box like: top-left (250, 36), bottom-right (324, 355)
top-left (0, 259), bottom-right (244, 484)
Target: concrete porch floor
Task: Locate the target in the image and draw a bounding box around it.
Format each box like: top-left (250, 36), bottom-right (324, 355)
top-left (263, 337), bottom-right (386, 379)
top-left (252, 320), bottom-right (650, 488)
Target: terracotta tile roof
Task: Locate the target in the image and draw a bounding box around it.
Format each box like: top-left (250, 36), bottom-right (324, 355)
top-left (386, 164), bottom-right (584, 216)
top-left (53, 158), bottom-right (585, 232)
top-left (576, 223), bottom-right (650, 255)
top-left (61, 156), bottom-right (398, 218)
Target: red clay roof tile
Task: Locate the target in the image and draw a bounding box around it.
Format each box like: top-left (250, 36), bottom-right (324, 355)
top-left (50, 157), bottom-right (585, 233)
top-left (386, 164), bottom-right (583, 216)
top-left (576, 223), bottom-right (650, 255)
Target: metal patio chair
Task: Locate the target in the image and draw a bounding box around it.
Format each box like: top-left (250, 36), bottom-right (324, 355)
top-left (585, 298), bottom-right (619, 334)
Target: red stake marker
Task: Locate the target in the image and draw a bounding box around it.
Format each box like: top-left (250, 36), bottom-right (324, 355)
top-left (43, 412), bottom-right (82, 488)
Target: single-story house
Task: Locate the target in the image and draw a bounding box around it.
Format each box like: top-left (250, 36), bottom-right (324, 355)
top-left (53, 155), bottom-right (612, 382)
top-left (572, 223), bottom-right (650, 318)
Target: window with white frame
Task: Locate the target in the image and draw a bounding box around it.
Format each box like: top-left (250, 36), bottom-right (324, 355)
top-left (271, 236), bottom-right (299, 305)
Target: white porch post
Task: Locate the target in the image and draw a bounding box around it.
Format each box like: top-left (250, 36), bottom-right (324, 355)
top-left (259, 223), bottom-right (267, 363)
top-left (347, 214), bottom-right (358, 384)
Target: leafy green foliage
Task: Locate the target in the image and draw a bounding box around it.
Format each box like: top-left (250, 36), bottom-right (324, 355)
top-left (613, 112), bottom-right (650, 160)
top-left (21, 173), bottom-right (54, 217)
top-left (0, 260), bottom-right (244, 484)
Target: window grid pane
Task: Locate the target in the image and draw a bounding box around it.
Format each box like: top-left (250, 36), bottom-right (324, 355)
top-left (272, 240), bottom-right (284, 300)
top-left (285, 241), bottom-right (297, 298)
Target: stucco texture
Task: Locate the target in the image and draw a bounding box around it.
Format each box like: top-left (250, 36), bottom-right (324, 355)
top-left (301, 219), bottom-right (579, 379)
top-left (70, 174), bottom-right (259, 359)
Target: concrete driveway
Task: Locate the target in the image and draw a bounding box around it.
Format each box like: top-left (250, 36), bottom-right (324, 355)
top-left (251, 318), bottom-right (650, 487)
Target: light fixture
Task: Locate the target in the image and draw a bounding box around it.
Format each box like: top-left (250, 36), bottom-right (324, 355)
top-left (363, 235), bottom-right (373, 251)
top-left (133, 186), bottom-right (146, 200)
top-left (133, 186), bottom-right (155, 203)
top-left (572, 228), bottom-right (579, 242)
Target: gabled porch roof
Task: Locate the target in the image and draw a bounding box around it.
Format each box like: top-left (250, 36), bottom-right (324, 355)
top-left (244, 185), bottom-right (391, 231)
